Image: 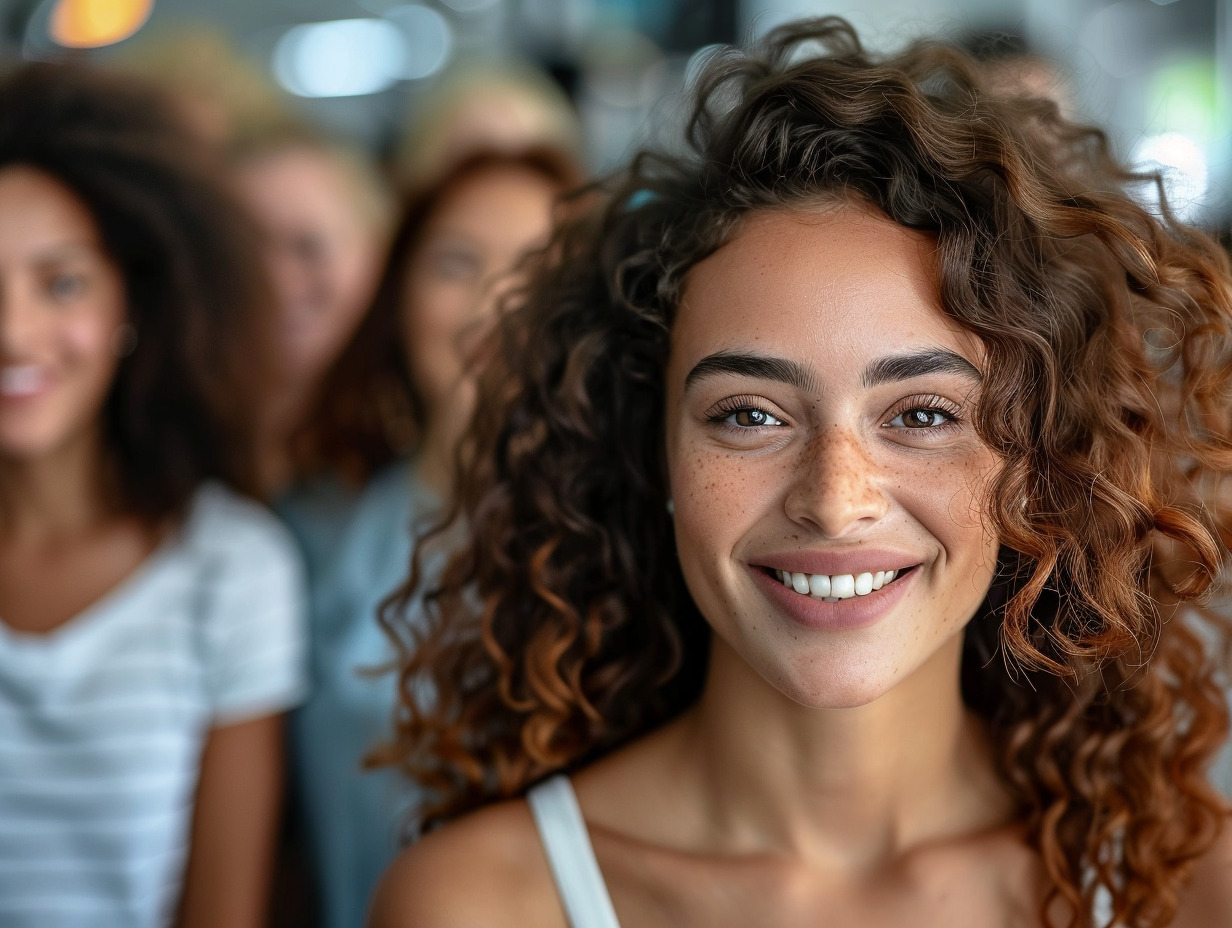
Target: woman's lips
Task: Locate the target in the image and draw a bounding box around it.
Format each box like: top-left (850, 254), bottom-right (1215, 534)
top-left (756, 547), bottom-right (919, 578)
top-left (749, 561), bottom-right (918, 631)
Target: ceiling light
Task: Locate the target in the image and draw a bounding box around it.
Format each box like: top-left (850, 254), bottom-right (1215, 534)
top-left (272, 18), bottom-right (408, 98)
top-left (49, 0), bottom-right (154, 49)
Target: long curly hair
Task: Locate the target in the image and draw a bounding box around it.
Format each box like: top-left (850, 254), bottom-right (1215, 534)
top-left (376, 18), bottom-right (1232, 927)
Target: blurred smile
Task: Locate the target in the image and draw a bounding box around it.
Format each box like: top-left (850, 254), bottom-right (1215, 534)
top-left (0, 364), bottom-right (50, 400)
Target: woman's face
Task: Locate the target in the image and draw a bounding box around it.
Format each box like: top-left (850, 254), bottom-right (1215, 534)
top-left (0, 166), bottom-right (126, 462)
top-left (665, 205), bottom-right (1001, 709)
top-left (401, 164), bottom-right (558, 423)
top-left (233, 147), bottom-right (383, 386)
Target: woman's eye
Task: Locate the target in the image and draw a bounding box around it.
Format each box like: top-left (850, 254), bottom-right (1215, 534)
top-left (889, 407), bottom-right (952, 429)
top-left (726, 407), bottom-right (784, 428)
top-left (47, 273), bottom-right (86, 302)
top-left (430, 249), bottom-right (482, 282)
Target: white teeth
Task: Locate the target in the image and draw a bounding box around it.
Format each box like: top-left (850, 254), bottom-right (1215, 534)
top-left (0, 365), bottom-right (45, 397)
top-left (774, 567), bottom-right (902, 601)
top-left (830, 574), bottom-right (855, 598)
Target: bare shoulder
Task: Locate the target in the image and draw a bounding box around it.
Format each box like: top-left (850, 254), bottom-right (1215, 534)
top-left (1174, 813), bottom-right (1232, 927)
top-left (367, 798), bottom-right (565, 928)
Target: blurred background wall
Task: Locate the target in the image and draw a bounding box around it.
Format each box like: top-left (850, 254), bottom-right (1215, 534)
top-left (1, 0), bottom-right (1228, 228)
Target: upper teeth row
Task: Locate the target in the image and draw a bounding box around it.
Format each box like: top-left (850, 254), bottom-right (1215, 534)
top-left (0, 366), bottom-right (44, 396)
top-left (773, 568), bottom-right (898, 602)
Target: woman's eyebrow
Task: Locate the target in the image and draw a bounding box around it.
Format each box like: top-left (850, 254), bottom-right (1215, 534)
top-left (683, 348), bottom-right (980, 392)
top-left (860, 348), bottom-right (981, 387)
top-left (32, 242), bottom-right (98, 263)
top-left (685, 351), bottom-right (818, 392)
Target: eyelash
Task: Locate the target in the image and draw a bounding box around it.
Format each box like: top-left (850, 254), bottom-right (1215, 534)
top-left (704, 393), bottom-right (966, 433)
top-left (884, 394), bottom-right (965, 432)
top-left (705, 395), bottom-right (785, 429)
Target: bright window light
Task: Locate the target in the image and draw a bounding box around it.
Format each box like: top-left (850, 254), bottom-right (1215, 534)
top-left (273, 18), bottom-right (408, 98)
top-left (1131, 132), bottom-right (1209, 222)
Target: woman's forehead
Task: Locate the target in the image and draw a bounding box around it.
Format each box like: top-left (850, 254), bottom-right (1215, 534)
top-left (670, 207), bottom-right (982, 384)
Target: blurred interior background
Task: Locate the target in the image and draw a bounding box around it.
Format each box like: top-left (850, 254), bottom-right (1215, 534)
top-left (1, 5), bottom-right (1230, 927)
top-left (0, 0), bottom-right (1227, 227)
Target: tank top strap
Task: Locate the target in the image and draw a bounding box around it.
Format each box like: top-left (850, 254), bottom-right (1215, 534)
top-left (526, 775), bottom-right (622, 928)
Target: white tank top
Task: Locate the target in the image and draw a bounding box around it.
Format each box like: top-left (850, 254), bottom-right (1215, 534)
top-left (526, 774), bottom-right (1116, 928)
top-left (526, 775), bottom-right (622, 928)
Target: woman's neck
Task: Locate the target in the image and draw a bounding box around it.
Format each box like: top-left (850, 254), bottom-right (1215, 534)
top-left (0, 429), bottom-right (115, 541)
top-left (415, 393), bottom-right (476, 498)
top-left (253, 375), bottom-right (319, 498)
top-left (675, 632), bottom-right (1015, 870)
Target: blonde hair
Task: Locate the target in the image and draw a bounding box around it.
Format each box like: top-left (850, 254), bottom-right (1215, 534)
top-left (394, 57), bottom-right (582, 189)
top-left (116, 26), bottom-right (293, 147)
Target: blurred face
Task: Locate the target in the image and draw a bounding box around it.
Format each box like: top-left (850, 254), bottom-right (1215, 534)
top-left (233, 147), bottom-right (382, 384)
top-left (401, 164), bottom-right (558, 421)
top-left (0, 166), bottom-right (126, 462)
top-left (665, 206), bottom-right (1001, 709)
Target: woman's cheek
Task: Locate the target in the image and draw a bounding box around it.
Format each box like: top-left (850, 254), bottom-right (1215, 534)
top-left (896, 447), bottom-right (1001, 586)
top-left (61, 312), bottom-right (120, 375)
top-left (937, 447), bottom-right (1001, 545)
top-left (673, 442), bottom-right (779, 552)
top-left (404, 279), bottom-right (481, 402)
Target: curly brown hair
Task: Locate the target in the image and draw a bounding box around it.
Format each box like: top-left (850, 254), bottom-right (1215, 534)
top-left (377, 18), bottom-right (1232, 927)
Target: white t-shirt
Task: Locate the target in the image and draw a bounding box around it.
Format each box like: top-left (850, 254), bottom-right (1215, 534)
top-left (0, 483), bottom-right (308, 928)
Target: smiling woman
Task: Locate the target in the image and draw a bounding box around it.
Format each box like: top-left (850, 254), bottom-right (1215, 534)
top-left (0, 64), bottom-right (305, 928)
top-left (666, 207), bottom-right (1001, 710)
top-left (368, 17), bottom-right (1232, 928)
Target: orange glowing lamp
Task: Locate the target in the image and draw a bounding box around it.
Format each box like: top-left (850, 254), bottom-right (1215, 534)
top-left (49, 0), bottom-right (154, 49)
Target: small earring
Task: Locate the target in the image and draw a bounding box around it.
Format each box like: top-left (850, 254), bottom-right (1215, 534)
top-left (666, 498), bottom-right (675, 515)
top-left (111, 323), bottom-right (138, 358)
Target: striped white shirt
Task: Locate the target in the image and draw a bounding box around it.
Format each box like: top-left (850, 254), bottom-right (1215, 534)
top-left (0, 483), bottom-right (307, 928)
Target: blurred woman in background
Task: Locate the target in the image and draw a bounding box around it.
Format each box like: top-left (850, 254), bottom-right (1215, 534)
top-left (285, 147), bottom-right (581, 928)
top-left (230, 128), bottom-right (393, 500)
top-left (0, 64), bottom-right (306, 928)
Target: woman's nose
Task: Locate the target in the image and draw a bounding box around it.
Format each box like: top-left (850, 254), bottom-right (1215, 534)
top-left (0, 279), bottom-right (41, 355)
top-left (783, 425), bottom-right (889, 538)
